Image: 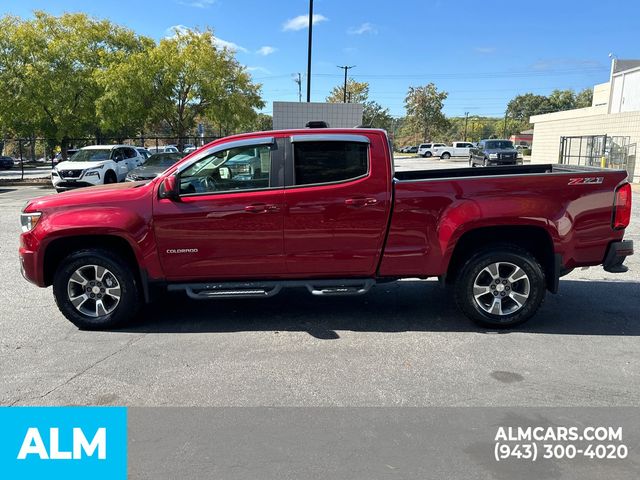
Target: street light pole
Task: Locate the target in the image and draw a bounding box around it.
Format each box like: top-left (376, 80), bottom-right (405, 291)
top-left (306, 0), bottom-right (313, 102)
top-left (337, 65), bottom-right (355, 103)
top-left (503, 110), bottom-right (508, 138)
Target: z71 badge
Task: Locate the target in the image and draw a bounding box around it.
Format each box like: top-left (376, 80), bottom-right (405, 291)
top-left (568, 177), bottom-right (604, 185)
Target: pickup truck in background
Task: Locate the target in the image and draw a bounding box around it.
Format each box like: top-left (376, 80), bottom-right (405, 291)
top-left (470, 139), bottom-right (521, 167)
top-left (19, 128), bottom-right (633, 330)
top-left (432, 141), bottom-right (475, 159)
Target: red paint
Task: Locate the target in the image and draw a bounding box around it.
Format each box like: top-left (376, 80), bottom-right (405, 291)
top-left (19, 128), bottom-right (631, 289)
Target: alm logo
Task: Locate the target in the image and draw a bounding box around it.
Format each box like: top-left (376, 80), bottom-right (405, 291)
top-left (17, 427), bottom-right (106, 460)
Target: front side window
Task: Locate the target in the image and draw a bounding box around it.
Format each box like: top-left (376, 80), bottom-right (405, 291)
top-left (179, 144), bottom-right (272, 195)
top-left (293, 141), bottom-right (368, 186)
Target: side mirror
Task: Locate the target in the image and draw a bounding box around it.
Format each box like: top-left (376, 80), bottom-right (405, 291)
top-left (158, 175), bottom-right (179, 200)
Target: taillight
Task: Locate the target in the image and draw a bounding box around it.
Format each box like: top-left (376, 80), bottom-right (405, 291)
top-left (613, 183), bottom-right (632, 229)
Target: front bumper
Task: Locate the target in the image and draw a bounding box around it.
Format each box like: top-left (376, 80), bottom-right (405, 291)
top-left (53, 181), bottom-right (96, 191)
top-left (603, 240), bottom-right (634, 273)
top-left (19, 232), bottom-right (45, 287)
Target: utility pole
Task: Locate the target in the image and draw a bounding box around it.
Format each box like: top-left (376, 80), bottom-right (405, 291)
top-left (294, 73), bottom-right (302, 102)
top-left (337, 65), bottom-right (355, 103)
top-left (463, 112), bottom-right (469, 141)
top-left (306, 0), bottom-right (313, 102)
top-left (503, 110), bottom-right (508, 138)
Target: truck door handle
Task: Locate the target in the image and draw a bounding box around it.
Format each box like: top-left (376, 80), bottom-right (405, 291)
top-left (245, 203), bottom-right (280, 213)
top-left (345, 197), bottom-right (377, 207)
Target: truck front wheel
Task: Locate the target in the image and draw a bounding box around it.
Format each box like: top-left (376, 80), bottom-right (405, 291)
top-left (454, 245), bottom-right (546, 328)
top-left (441, 152), bottom-right (451, 159)
top-left (53, 249), bottom-right (140, 330)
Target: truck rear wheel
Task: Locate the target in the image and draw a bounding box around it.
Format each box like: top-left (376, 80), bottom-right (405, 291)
top-left (53, 248), bottom-right (140, 330)
top-left (441, 152), bottom-right (451, 159)
top-left (454, 245), bottom-right (546, 328)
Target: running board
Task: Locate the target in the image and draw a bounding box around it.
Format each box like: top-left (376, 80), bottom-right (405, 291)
top-left (167, 279), bottom-right (375, 300)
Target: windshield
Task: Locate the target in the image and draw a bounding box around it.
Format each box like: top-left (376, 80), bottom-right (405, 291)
top-left (68, 149), bottom-right (111, 162)
top-left (485, 140), bottom-right (514, 150)
top-left (144, 153), bottom-right (184, 167)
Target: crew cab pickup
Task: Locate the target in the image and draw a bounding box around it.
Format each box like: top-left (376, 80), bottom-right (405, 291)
top-left (470, 139), bottom-right (521, 167)
top-left (19, 128), bottom-right (633, 330)
top-left (432, 141), bottom-right (475, 159)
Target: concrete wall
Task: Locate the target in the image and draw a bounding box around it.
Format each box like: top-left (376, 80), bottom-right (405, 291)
top-left (273, 102), bottom-right (363, 130)
top-left (530, 108), bottom-right (640, 182)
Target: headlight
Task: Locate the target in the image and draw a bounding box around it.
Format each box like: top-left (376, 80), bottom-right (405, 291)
top-left (20, 212), bottom-right (42, 232)
top-left (51, 170), bottom-right (59, 176)
top-left (85, 170), bottom-right (100, 177)
top-left (489, 153), bottom-right (498, 159)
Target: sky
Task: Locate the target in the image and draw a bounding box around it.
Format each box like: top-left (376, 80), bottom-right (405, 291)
top-left (2, 0), bottom-right (639, 118)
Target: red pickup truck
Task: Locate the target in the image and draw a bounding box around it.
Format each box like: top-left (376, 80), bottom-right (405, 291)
top-left (19, 128), bottom-right (633, 329)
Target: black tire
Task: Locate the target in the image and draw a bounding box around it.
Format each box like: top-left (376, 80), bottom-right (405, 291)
top-left (424, 151), bottom-right (432, 158)
top-left (441, 152), bottom-right (451, 159)
top-left (53, 248), bottom-right (140, 330)
top-left (104, 170), bottom-right (117, 184)
top-left (454, 244), bottom-right (546, 328)
top-left (469, 156), bottom-right (474, 167)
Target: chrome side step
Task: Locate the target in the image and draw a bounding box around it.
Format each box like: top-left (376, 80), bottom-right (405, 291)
top-left (167, 279), bottom-right (375, 300)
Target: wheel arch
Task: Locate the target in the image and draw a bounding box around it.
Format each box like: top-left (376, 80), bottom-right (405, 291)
top-left (43, 234), bottom-right (150, 301)
top-left (445, 225), bottom-right (557, 292)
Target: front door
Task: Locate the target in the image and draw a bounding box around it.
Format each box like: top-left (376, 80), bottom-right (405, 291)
top-left (283, 134), bottom-right (391, 277)
top-left (153, 139), bottom-right (286, 280)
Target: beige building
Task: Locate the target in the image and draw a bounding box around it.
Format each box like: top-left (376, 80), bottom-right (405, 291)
top-left (530, 59), bottom-right (640, 182)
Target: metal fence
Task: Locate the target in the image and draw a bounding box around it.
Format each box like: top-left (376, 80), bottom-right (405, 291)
top-left (559, 135), bottom-right (636, 181)
top-left (0, 135), bottom-right (221, 180)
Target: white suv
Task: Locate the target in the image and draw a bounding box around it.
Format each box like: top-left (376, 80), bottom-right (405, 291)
top-left (417, 143), bottom-right (446, 158)
top-left (52, 145), bottom-right (143, 192)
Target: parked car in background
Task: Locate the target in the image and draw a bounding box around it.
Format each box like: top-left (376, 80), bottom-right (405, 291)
top-left (53, 149), bottom-right (80, 165)
top-left (0, 156), bottom-right (15, 169)
top-left (148, 145), bottom-right (180, 154)
top-left (433, 142), bottom-right (475, 159)
top-left (126, 152), bottom-right (185, 181)
top-left (406, 146), bottom-right (419, 154)
top-left (136, 147), bottom-right (152, 162)
top-left (51, 145), bottom-right (143, 192)
top-left (183, 145), bottom-right (197, 154)
top-left (469, 139), bottom-right (521, 167)
top-left (417, 143), bottom-right (446, 158)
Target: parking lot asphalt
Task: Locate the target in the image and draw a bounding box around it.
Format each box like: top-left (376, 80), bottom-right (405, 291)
top-left (1, 177), bottom-right (639, 407)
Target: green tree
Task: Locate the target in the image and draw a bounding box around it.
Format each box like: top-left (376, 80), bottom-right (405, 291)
top-left (326, 78), bottom-right (369, 103)
top-left (326, 78), bottom-right (393, 130)
top-left (148, 28), bottom-right (264, 141)
top-left (575, 87), bottom-right (593, 108)
top-left (404, 83), bottom-right (448, 141)
top-left (506, 93), bottom-right (552, 122)
top-left (548, 89), bottom-right (577, 111)
top-left (0, 11), bottom-right (148, 149)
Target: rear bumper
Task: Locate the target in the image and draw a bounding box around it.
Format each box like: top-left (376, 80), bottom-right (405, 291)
top-left (603, 240), bottom-right (634, 273)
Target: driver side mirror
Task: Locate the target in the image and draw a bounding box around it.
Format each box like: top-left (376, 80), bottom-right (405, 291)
top-left (158, 175), bottom-right (180, 200)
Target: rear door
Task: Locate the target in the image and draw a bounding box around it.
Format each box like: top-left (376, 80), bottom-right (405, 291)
top-left (283, 133), bottom-right (391, 276)
top-left (112, 148), bottom-right (130, 180)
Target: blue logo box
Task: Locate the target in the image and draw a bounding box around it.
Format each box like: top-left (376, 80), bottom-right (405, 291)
top-left (0, 407), bottom-right (127, 479)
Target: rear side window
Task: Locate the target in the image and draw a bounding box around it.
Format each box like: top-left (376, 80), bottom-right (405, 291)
top-left (293, 141), bottom-right (368, 186)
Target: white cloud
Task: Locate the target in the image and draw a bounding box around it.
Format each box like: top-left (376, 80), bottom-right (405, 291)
top-left (283, 14), bottom-right (328, 31)
top-left (165, 25), bottom-right (248, 53)
top-left (212, 36), bottom-right (248, 53)
top-left (256, 46), bottom-right (277, 56)
top-left (246, 66), bottom-right (271, 74)
top-left (165, 24), bottom-right (190, 37)
top-left (178, 0), bottom-right (216, 8)
top-left (348, 22), bottom-right (377, 35)
top-left (474, 46), bottom-right (496, 54)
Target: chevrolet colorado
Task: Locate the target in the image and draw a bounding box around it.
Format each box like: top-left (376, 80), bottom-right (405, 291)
top-left (19, 128), bottom-right (633, 329)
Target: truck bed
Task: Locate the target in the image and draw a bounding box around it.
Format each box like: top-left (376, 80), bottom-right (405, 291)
top-left (394, 163), bottom-right (616, 181)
